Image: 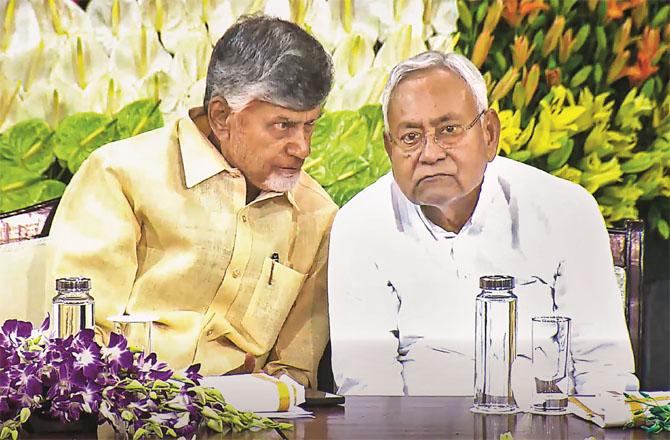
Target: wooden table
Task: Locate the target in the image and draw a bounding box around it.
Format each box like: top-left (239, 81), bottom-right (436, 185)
top-left (30, 396), bottom-right (670, 439)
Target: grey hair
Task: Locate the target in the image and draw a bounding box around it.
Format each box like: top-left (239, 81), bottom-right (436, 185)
top-left (381, 51), bottom-right (488, 130)
top-left (204, 15), bottom-right (333, 112)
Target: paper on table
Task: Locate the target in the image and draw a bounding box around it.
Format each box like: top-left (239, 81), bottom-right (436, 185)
top-left (569, 391), bottom-right (670, 428)
top-left (200, 373), bottom-right (307, 413)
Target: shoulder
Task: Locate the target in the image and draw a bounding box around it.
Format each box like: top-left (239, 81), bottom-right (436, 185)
top-left (84, 124), bottom-right (176, 174)
top-left (293, 172), bottom-right (338, 217)
top-left (492, 156), bottom-right (598, 212)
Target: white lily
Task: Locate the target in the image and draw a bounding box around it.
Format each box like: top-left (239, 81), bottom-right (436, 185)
top-left (133, 70), bottom-right (186, 121)
top-left (50, 34), bottom-right (109, 91)
top-left (324, 66), bottom-right (389, 112)
top-left (425, 0), bottom-right (458, 37)
top-left (0, 74), bottom-right (22, 131)
top-left (86, 0), bottom-right (142, 54)
top-left (331, 33), bottom-right (375, 83)
top-left (109, 25), bottom-right (172, 90)
top-left (13, 82), bottom-right (72, 128)
top-left (374, 0), bottom-right (425, 41)
top-left (373, 24), bottom-right (427, 70)
top-left (170, 32), bottom-right (212, 86)
top-left (427, 32), bottom-right (459, 54)
top-left (0, 37), bottom-right (59, 93)
top-left (48, 72), bottom-right (132, 116)
top-left (28, 0), bottom-right (93, 39)
top-left (0, 0), bottom-right (41, 56)
top-left (307, 0), bottom-right (380, 53)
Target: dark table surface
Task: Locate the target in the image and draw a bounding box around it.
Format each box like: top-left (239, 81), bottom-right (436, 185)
top-left (26, 396), bottom-right (670, 439)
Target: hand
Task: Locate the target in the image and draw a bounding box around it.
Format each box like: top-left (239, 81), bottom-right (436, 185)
top-left (225, 352), bottom-right (256, 375)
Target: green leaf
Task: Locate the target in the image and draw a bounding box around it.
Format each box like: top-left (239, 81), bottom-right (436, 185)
top-left (54, 112), bottom-right (118, 173)
top-left (640, 391), bottom-right (652, 399)
top-left (528, 14), bottom-right (546, 30)
top-left (0, 119), bottom-right (55, 174)
top-left (122, 410), bottom-right (135, 421)
top-left (457, 0), bottom-right (472, 30)
top-left (9, 430), bottom-right (16, 440)
top-left (19, 407), bottom-right (31, 424)
top-left (621, 152), bottom-right (657, 174)
top-left (651, 5), bottom-right (669, 28)
top-left (475, 0), bottom-right (488, 25)
top-left (570, 66), bottom-right (592, 88)
top-left (115, 99), bottom-right (164, 140)
top-left (508, 150), bottom-right (532, 163)
top-left (572, 24), bottom-right (590, 53)
top-left (593, 64), bottom-right (603, 84)
top-left (0, 427), bottom-right (10, 440)
top-left (532, 30), bottom-right (545, 53)
top-left (595, 26), bottom-right (607, 61)
top-left (0, 166), bottom-right (65, 213)
top-left (133, 427), bottom-right (147, 440)
top-left (547, 139), bottom-right (574, 170)
top-left (495, 51), bottom-right (507, 72)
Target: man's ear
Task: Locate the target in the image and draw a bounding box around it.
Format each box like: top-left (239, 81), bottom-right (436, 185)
top-left (483, 109), bottom-right (501, 162)
top-left (383, 131), bottom-right (393, 158)
top-left (207, 96), bottom-right (232, 142)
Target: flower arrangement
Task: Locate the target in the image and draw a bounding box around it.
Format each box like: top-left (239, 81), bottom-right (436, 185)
top-left (0, 317), bottom-right (290, 440)
top-left (456, 0), bottom-right (669, 237)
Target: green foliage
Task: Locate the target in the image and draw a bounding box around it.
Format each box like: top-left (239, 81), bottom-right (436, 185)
top-left (306, 105), bottom-right (391, 206)
top-left (0, 99), bottom-right (163, 214)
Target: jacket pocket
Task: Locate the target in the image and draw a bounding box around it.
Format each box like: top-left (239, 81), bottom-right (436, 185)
top-left (241, 257), bottom-right (307, 351)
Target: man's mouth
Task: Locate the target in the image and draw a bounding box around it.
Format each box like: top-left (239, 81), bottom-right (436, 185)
top-left (418, 173), bottom-right (452, 183)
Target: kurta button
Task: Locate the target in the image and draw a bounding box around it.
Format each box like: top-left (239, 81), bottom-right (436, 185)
top-left (206, 329), bottom-right (213, 337)
top-left (242, 215), bottom-right (247, 223)
top-left (232, 268), bottom-right (241, 278)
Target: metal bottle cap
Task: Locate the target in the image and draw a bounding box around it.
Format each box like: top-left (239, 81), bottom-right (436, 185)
top-left (479, 275), bottom-right (515, 290)
top-left (56, 277), bottom-right (91, 292)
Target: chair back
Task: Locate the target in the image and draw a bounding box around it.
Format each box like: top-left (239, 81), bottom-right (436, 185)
top-left (0, 198), bottom-right (60, 245)
top-left (607, 219), bottom-right (645, 380)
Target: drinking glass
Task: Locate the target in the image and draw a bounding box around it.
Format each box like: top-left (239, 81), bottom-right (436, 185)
top-left (107, 314), bottom-right (158, 354)
top-left (531, 316), bottom-right (571, 414)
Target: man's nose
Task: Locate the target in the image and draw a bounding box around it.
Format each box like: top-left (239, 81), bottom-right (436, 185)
top-left (418, 134), bottom-right (445, 164)
top-left (287, 127), bottom-right (311, 159)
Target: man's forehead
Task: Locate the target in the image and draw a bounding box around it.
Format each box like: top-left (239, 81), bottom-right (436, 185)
top-left (389, 69), bottom-right (475, 126)
top-left (246, 100), bottom-right (321, 120)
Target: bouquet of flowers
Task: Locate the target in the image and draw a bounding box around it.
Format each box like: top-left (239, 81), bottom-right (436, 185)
top-left (0, 317), bottom-right (290, 439)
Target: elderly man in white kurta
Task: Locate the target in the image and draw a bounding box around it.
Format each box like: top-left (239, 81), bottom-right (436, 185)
top-left (327, 51), bottom-right (639, 397)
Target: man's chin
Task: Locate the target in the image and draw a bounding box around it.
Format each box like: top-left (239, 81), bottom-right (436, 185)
top-left (262, 172), bottom-right (301, 193)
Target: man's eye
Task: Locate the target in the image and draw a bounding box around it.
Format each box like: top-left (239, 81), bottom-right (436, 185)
top-left (441, 125), bottom-right (458, 134)
top-left (275, 122), bottom-right (292, 130)
top-left (400, 132), bottom-right (421, 144)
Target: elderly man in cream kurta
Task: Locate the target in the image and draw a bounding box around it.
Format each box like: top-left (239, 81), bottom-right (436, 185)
top-left (46, 16), bottom-right (336, 388)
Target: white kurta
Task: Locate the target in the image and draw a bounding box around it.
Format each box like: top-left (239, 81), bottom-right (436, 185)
top-left (328, 156), bottom-right (638, 396)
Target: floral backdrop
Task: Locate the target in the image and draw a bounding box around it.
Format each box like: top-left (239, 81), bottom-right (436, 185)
top-left (0, 0), bottom-right (668, 239)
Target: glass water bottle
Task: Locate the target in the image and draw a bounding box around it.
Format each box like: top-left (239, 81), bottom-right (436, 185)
top-left (52, 277), bottom-right (95, 339)
top-left (473, 275), bottom-right (518, 413)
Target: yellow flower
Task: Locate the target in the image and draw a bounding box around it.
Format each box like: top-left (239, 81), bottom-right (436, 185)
top-left (490, 67), bottom-right (520, 103)
top-left (483, 0), bottom-right (504, 33)
top-left (558, 29), bottom-right (574, 65)
top-left (522, 64), bottom-right (540, 106)
top-left (579, 153), bottom-right (623, 193)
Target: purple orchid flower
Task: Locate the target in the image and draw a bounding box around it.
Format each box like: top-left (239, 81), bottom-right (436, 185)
top-left (101, 333), bottom-right (133, 373)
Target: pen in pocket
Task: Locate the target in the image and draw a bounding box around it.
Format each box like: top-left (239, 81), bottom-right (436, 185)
top-left (268, 252), bottom-right (279, 285)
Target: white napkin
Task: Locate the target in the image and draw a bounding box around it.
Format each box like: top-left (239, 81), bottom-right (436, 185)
top-left (200, 373), bottom-right (308, 414)
top-left (569, 391), bottom-right (670, 428)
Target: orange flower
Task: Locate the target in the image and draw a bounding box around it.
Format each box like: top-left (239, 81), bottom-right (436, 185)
top-left (606, 0), bottom-right (645, 21)
top-left (471, 31), bottom-right (494, 68)
top-left (545, 67), bottom-right (561, 87)
top-left (511, 35), bottom-right (534, 69)
top-left (622, 26), bottom-right (662, 86)
top-left (502, 0), bottom-right (549, 28)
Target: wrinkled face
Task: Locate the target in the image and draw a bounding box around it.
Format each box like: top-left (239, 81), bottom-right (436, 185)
top-left (384, 68), bottom-right (499, 209)
top-left (209, 98), bottom-right (321, 193)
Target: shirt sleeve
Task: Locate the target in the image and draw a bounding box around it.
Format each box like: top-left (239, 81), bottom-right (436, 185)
top-left (45, 149), bottom-right (140, 343)
top-left (327, 210), bottom-right (405, 396)
top-left (263, 229), bottom-right (332, 389)
top-left (554, 187), bottom-right (639, 393)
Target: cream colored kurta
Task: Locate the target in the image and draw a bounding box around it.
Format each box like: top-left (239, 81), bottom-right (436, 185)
top-left (46, 108), bottom-right (337, 387)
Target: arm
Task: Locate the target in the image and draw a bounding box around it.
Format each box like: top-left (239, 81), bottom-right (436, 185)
top-left (327, 212), bottom-right (404, 396)
top-left (263, 231), bottom-right (331, 388)
top-left (46, 149), bottom-right (140, 343)
top-left (554, 188), bottom-right (639, 393)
